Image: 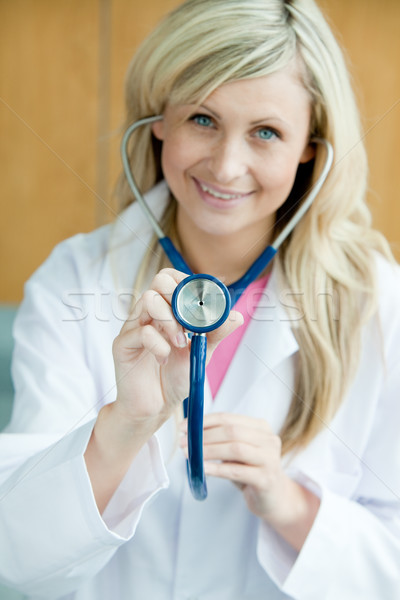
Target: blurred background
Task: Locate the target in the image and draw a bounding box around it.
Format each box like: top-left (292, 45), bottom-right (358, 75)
top-left (1, 0), bottom-right (400, 304)
top-left (0, 1), bottom-right (399, 597)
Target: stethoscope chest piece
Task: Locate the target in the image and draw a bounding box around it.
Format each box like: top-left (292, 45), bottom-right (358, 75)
top-left (172, 274), bottom-right (231, 500)
top-left (172, 274), bottom-right (231, 334)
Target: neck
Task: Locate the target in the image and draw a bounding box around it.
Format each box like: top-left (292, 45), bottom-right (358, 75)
top-left (175, 210), bottom-right (274, 285)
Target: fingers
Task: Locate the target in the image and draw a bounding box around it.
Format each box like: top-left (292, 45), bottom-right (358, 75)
top-left (130, 291), bottom-right (188, 348)
top-left (121, 268), bottom-right (189, 349)
top-left (204, 440), bottom-right (265, 466)
top-left (179, 413), bottom-right (281, 488)
top-left (203, 432), bottom-right (281, 489)
top-left (118, 268), bottom-right (244, 368)
top-left (180, 412), bottom-right (273, 439)
top-left (180, 415), bottom-right (267, 464)
top-left (151, 268), bottom-right (188, 298)
top-left (203, 412), bottom-right (273, 436)
top-left (204, 462), bottom-right (262, 489)
top-left (114, 323), bottom-right (173, 366)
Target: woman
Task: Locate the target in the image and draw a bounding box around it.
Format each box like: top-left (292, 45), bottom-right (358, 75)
top-left (1, 1), bottom-right (399, 598)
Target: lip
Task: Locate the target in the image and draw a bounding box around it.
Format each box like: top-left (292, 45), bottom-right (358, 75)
top-left (192, 177), bottom-right (253, 209)
top-left (194, 177), bottom-right (253, 198)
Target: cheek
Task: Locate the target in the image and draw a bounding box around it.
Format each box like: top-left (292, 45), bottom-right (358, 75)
top-left (255, 154), bottom-right (304, 217)
top-left (160, 139), bottom-right (178, 181)
top-left (259, 155), bottom-right (300, 196)
top-left (160, 134), bottom-right (198, 183)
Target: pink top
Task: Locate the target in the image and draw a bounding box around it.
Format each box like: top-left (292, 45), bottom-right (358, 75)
top-left (206, 274), bottom-right (270, 399)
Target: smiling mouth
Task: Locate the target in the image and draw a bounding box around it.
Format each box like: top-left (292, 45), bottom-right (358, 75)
top-left (195, 178), bottom-right (252, 200)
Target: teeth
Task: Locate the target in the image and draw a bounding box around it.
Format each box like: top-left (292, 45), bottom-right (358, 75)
top-left (199, 182), bottom-right (243, 200)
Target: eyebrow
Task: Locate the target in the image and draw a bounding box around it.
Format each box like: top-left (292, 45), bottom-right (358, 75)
top-left (199, 104), bottom-right (220, 119)
top-left (199, 103), bottom-right (288, 127)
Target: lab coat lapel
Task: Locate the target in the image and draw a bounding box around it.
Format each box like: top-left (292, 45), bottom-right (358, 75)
top-left (98, 181), bottom-right (170, 295)
top-left (207, 268), bottom-right (299, 415)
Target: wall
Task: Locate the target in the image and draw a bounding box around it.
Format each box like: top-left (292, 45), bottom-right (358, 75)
top-left (1, 0), bottom-right (399, 303)
top-left (319, 0), bottom-right (400, 256)
top-left (0, 0), bottom-right (181, 302)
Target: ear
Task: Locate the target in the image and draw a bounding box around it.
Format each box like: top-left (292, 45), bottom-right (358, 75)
top-left (299, 141), bottom-right (316, 164)
top-left (152, 119), bottom-right (165, 141)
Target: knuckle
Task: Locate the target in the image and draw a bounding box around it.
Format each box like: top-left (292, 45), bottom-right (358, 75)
top-left (154, 269), bottom-right (174, 290)
top-left (229, 464), bottom-right (243, 481)
top-left (151, 272), bottom-right (165, 289)
top-left (143, 290), bottom-right (168, 321)
top-left (271, 434), bottom-right (282, 454)
top-left (227, 423), bottom-right (238, 439)
top-left (141, 289), bottom-right (156, 306)
top-left (112, 335), bottom-right (121, 355)
top-left (141, 323), bottom-right (155, 345)
top-left (231, 442), bottom-right (245, 461)
top-left (260, 472), bottom-right (271, 490)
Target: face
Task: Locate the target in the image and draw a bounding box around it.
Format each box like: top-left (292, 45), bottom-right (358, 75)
top-left (152, 64), bottom-right (314, 252)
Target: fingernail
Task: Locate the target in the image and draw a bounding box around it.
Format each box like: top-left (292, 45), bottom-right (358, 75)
top-left (176, 332), bottom-right (187, 347)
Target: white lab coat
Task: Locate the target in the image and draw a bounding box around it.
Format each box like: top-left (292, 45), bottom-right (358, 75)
top-left (1, 181), bottom-right (400, 600)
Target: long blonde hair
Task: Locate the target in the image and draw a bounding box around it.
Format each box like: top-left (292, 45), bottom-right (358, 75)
top-left (116, 0), bottom-right (392, 453)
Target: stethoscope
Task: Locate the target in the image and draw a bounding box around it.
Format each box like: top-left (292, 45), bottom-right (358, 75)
top-left (121, 115), bottom-right (334, 500)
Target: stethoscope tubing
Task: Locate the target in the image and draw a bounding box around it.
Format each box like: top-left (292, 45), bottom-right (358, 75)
top-left (183, 334), bottom-right (208, 500)
top-left (121, 117), bottom-right (196, 277)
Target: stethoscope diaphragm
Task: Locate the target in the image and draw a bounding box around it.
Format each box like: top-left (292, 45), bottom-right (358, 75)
top-left (172, 274), bottom-right (231, 333)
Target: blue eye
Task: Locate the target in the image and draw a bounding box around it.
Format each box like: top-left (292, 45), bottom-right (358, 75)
top-left (256, 128), bottom-right (276, 140)
top-left (192, 114), bottom-right (213, 127)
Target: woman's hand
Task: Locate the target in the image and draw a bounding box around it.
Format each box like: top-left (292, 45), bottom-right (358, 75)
top-left (112, 268), bottom-right (190, 429)
top-left (86, 269), bottom-right (242, 512)
top-left (112, 269), bottom-right (243, 432)
top-left (179, 412), bottom-right (320, 551)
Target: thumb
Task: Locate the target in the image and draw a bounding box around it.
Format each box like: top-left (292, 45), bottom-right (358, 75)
top-left (206, 310), bottom-right (244, 355)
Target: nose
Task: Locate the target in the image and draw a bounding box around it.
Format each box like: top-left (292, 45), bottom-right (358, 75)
top-left (207, 135), bottom-right (248, 184)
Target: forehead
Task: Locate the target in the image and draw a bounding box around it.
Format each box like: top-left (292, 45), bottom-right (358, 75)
top-left (196, 66), bottom-right (311, 125)
top-left (213, 67), bottom-right (307, 100)
top-left (170, 59), bottom-right (309, 109)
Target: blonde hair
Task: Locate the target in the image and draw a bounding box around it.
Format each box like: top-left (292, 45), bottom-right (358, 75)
top-left (116, 0), bottom-right (392, 453)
